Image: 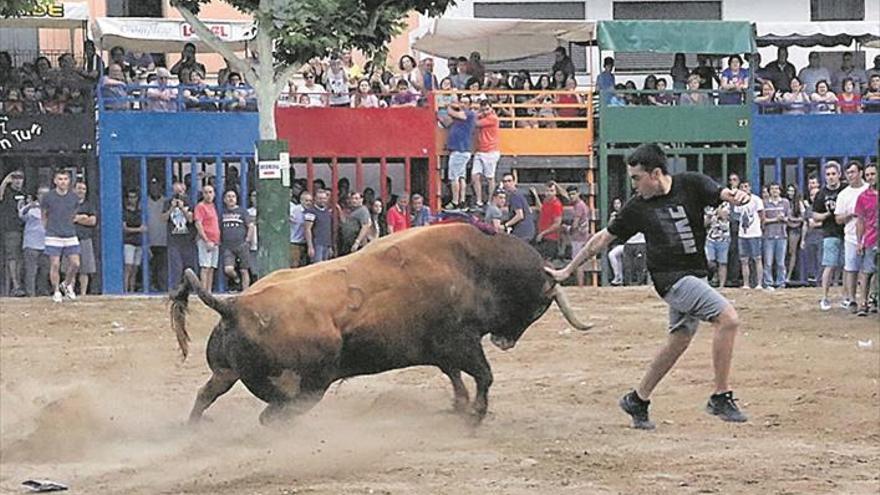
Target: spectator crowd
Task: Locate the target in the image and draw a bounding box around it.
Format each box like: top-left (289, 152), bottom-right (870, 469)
top-left (597, 50), bottom-right (880, 113)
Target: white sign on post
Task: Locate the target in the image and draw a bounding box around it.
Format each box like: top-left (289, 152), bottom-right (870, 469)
top-left (257, 152), bottom-right (290, 181)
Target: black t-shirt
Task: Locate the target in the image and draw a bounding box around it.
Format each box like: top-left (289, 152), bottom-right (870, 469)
top-left (811, 185), bottom-right (844, 239)
top-left (124, 207), bottom-right (143, 246)
top-left (607, 172), bottom-right (722, 296)
top-left (75, 200), bottom-right (97, 240)
top-left (0, 185), bottom-right (25, 233)
top-left (164, 196), bottom-right (194, 240)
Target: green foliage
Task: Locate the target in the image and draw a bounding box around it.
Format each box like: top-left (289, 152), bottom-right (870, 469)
top-left (0, 0), bottom-right (54, 17)
top-left (174, 0), bottom-right (456, 67)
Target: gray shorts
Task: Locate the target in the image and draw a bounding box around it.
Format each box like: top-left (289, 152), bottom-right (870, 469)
top-left (662, 276), bottom-right (730, 336)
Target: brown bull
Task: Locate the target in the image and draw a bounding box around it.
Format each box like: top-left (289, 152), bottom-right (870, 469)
top-left (170, 222), bottom-right (590, 425)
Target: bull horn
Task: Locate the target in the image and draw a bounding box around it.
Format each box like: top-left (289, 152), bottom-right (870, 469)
top-left (552, 286), bottom-right (593, 331)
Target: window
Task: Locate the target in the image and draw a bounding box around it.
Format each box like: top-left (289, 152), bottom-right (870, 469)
top-left (810, 0), bottom-right (864, 21)
top-left (473, 2), bottom-right (587, 73)
top-left (612, 1), bottom-right (722, 72)
top-left (106, 0), bottom-right (162, 17)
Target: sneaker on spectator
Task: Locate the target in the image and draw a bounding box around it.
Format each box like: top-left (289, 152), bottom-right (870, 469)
top-left (619, 390), bottom-right (655, 430)
top-left (52, 291), bottom-right (63, 303)
top-left (857, 306), bottom-right (868, 317)
top-left (61, 282), bottom-right (77, 301)
top-left (763, 286), bottom-right (776, 292)
top-left (11, 288), bottom-right (26, 297)
top-left (443, 202), bottom-right (458, 211)
top-left (706, 391), bottom-right (748, 423)
top-left (819, 298), bottom-right (832, 311)
top-left (839, 298), bottom-right (852, 310)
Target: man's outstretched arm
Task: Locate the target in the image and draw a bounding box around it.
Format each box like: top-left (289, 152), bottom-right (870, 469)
top-left (545, 229), bottom-right (617, 281)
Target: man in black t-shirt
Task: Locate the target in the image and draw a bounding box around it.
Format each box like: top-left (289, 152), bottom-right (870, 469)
top-left (810, 161), bottom-right (845, 311)
top-left (547, 143), bottom-right (750, 430)
top-left (0, 170), bottom-right (26, 296)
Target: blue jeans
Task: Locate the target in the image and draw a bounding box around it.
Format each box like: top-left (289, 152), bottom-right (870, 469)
top-left (763, 237), bottom-right (787, 287)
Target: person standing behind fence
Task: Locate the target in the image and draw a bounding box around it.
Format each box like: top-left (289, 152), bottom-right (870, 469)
top-left (501, 172), bottom-right (535, 242)
top-left (146, 180), bottom-right (168, 292)
top-left (220, 189), bottom-right (254, 291)
top-left (533, 182), bottom-right (564, 261)
top-left (1, 169), bottom-right (26, 297)
top-left (411, 194), bottom-right (432, 227)
top-left (194, 184), bottom-right (220, 292)
top-left (42, 170), bottom-right (80, 303)
top-left (19, 186), bottom-right (49, 297)
top-left (386, 195), bottom-right (410, 234)
top-left (163, 181), bottom-right (194, 289)
top-left (304, 189), bottom-right (334, 263)
top-left (289, 190), bottom-right (307, 268)
top-left (72, 181), bottom-right (97, 296)
top-left (122, 190), bottom-right (146, 293)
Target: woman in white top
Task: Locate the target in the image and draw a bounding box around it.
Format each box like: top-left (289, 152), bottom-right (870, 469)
top-left (781, 76), bottom-right (810, 115)
top-left (352, 79), bottom-right (382, 108)
top-left (810, 79), bottom-right (836, 114)
top-left (398, 55), bottom-right (422, 92)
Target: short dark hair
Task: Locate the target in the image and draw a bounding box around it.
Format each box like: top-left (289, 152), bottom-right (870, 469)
top-left (603, 57), bottom-right (614, 68)
top-left (626, 143), bottom-right (668, 174)
top-left (54, 169), bottom-right (70, 178)
top-left (184, 42), bottom-right (196, 51)
top-left (845, 160), bottom-right (864, 172)
top-left (566, 185), bottom-right (579, 193)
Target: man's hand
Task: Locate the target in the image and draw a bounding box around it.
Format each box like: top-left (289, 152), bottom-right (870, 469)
top-left (536, 233), bottom-right (544, 242)
top-left (730, 189), bottom-right (750, 206)
top-left (307, 246), bottom-right (315, 259)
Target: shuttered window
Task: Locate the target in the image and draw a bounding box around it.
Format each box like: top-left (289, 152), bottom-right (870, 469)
top-left (473, 2), bottom-right (588, 74)
top-left (611, 1), bottom-right (722, 72)
top-left (810, 0), bottom-right (865, 21)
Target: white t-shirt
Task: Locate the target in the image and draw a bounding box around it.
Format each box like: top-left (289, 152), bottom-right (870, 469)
top-left (298, 83), bottom-right (326, 106)
top-left (834, 183), bottom-right (868, 244)
top-left (735, 194), bottom-right (764, 239)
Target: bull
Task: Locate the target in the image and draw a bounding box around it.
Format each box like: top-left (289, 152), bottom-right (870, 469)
top-left (170, 222), bottom-right (590, 425)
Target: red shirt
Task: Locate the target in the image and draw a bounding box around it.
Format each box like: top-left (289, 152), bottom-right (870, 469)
top-left (476, 111), bottom-right (500, 153)
top-left (538, 197), bottom-right (563, 241)
top-left (556, 93), bottom-right (579, 118)
top-left (837, 93), bottom-right (861, 114)
top-left (194, 202), bottom-right (221, 244)
top-left (386, 205), bottom-right (410, 233)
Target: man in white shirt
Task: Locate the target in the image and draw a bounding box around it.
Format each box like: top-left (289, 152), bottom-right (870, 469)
top-left (834, 161), bottom-right (868, 311)
top-left (734, 181), bottom-right (764, 289)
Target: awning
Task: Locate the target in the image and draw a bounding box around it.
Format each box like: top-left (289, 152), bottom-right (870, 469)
top-left (412, 18), bottom-right (596, 62)
top-left (92, 17), bottom-right (255, 53)
top-left (755, 21), bottom-right (880, 47)
top-left (0, 2), bottom-right (88, 29)
top-left (596, 20), bottom-right (755, 54)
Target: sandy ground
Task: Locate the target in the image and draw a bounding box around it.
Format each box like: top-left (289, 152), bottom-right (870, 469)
top-left (1, 287), bottom-right (878, 495)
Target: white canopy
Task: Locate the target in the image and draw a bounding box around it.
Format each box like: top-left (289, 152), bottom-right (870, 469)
top-left (0, 2), bottom-right (88, 29)
top-left (92, 17), bottom-right (255, 53)
top-left (755, 21), bottom-right (880, 47)
top-left (412, 18), bottom-right (595, 62)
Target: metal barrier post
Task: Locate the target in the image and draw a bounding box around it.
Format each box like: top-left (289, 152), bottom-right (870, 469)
top-left (139, 156), bottom-right (151, 294)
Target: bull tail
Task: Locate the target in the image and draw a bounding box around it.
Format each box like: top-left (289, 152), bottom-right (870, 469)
top-left (552, 286), bottom-right (593, 331)
top-left (169, 268), bottom-right (234, 360)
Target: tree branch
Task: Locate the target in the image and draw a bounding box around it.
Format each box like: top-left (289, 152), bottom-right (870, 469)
top-left (273, 63), bottom-right (303, 99)
top-left (171, 1), bottom-right (257, 82)
top-left (364, 0), bottom-right (396, 34)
